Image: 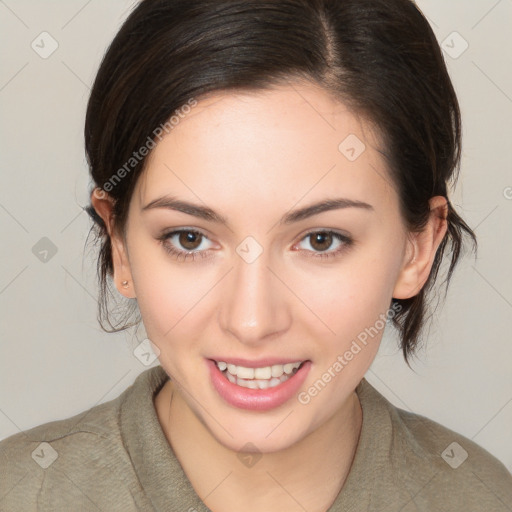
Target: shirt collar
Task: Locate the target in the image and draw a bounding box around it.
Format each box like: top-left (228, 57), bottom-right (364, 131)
top-left (120, 365), bottom-right (210, 511)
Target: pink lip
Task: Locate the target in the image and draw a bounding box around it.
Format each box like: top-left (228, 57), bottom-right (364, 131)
top-left (206, 358), bottom-right (312, 411)
top-left (208, 357), bottom-right (307, 368)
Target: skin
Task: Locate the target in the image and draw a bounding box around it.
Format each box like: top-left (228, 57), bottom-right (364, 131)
top-left (91, 81), bottom-right (448, 512)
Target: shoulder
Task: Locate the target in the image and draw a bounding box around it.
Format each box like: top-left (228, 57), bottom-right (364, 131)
top-left (375, 384), bottom-right (512, 510)
top-left (0, 381), bottom-right (140, 511)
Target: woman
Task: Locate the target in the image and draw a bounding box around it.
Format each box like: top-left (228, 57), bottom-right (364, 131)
top-left (1, 0), bottom-right (511, 510)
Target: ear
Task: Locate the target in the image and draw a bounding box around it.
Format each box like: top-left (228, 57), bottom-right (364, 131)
top-left (392, 196), bottom-right (448, 300)
top-left (90, 188), bottom-right (136, 299)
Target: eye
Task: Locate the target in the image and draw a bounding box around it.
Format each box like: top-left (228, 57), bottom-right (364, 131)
top-left (295, 230), bottom-right (353, 259)
top-left (157, 228), bottom-right (354, 263)
top-left (157, 229), bottom-right (214, 262)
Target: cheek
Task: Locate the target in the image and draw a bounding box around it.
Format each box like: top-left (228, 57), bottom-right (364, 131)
top-left (133, 266), bottom-right (209, 378)
top-left (293, 251), bottom-right (398, 338)
top-left (128, 246), bottom-right (208, 342)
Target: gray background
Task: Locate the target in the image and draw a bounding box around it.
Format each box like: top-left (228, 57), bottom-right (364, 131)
top-left (1, 0), bottom-right (511, 472)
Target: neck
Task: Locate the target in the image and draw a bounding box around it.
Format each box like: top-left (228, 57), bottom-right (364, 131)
top-left (155, 379), bottom-right (362, 512)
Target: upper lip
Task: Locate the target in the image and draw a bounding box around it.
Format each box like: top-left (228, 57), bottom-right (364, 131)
top-left (209, 357), bottom-right (308, 368)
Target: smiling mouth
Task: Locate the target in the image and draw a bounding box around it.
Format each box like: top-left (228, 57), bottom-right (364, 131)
top-left (213, 360), bottom-right (306, 389)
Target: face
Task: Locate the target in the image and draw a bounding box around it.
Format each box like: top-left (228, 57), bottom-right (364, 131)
top-left (104, 81), bottom-right (421, 453)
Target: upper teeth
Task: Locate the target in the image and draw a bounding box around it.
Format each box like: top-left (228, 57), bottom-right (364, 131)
top-left (216, 361), bottom-right (302, 380)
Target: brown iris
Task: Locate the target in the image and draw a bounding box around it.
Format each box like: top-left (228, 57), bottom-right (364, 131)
top-left (179, 231), bottom-right (202, 251)
top-left (309, 232), bottom-right (333, 252)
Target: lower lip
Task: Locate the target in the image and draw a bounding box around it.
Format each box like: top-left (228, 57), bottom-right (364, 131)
top-left (206, 359), bottom-right (312, 411)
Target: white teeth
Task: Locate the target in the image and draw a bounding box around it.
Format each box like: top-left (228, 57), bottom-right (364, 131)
top-left (254, 366), bottom-right (272, 379)
top-left (271, 364), bottom-right (284, 378)
top-left (215, 360), bottom-right (304, 389)
top-left (257, 379), bottom-right (269, 390)
top-left (216, 361), bottom-right (302, 378)
top-left (269, 377), bottom-right (281, 388)
top-left (236, 366), bottom-right (255, 379)
top-left (283, 363), bottom-right (298, 374)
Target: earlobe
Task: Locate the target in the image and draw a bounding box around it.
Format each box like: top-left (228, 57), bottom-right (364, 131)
top-left (90, 188), bottom-right (136, 299)
top-left (392, 196), bottom-right (448, 300)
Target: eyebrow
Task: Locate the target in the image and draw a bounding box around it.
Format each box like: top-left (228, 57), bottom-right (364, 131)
top-left (141, 195), bottom-right (374, 226)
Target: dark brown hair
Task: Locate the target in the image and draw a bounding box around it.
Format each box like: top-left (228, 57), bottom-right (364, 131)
top-left (84, 0), bottom-right (477, 365)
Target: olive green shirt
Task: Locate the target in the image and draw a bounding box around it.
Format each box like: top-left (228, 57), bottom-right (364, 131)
top-left (1, 365), bottom-right (511, 511)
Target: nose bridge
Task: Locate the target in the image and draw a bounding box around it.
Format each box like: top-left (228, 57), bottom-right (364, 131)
top-left (218, 244), bottom-right (290, 343)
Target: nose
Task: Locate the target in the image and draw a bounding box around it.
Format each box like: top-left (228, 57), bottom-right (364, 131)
top-left (218, 248), bottom-right (291, 345)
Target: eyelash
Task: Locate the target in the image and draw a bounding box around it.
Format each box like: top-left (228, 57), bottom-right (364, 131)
top-left (157, 229), bottom-right (354, 262)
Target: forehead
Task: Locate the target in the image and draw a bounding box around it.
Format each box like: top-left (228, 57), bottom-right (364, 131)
top-left (134, 82), bottom-right (397, 219)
